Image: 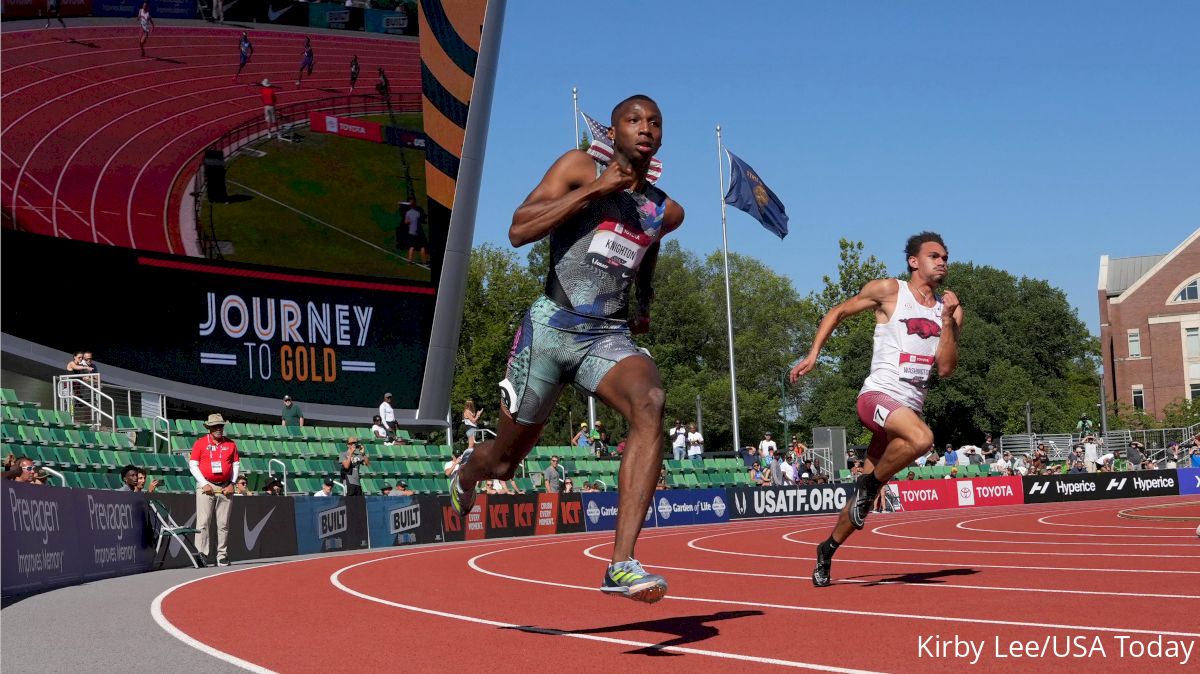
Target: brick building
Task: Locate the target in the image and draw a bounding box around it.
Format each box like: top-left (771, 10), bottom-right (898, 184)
top-left (1098, 229), bottom-right (1200, 419)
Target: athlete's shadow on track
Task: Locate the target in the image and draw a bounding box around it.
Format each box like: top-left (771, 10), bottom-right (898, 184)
top-left (845, 567), bottom-right (978, 586)
top-left (505, 610), bottom-right (764, 656)
top-left (55, 37), bottom-right (101, 49)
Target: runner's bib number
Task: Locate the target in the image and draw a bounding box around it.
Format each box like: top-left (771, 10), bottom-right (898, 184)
top-left (898, 352), bottom-right (934, 386)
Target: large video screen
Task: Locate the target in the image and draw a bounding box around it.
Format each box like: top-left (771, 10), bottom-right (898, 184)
top-left (0, 0), bottom-right (501, 422)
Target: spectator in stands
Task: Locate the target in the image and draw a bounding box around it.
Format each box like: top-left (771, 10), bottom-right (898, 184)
top-left (686, 422), bottom-right (704, 462)
top-left (983, 441), bottom-right (998, 461)
top-left (943, 443), bottom-right (958, 466)
top-left (1125, 441), bottom-right (1144, 471)
top-left (444, 449), bottom-right (462, 477)
top-left (462, 399), bottom-right (484, 449)
top-left (1011, 453), bottom-right (1029, 476)
top-left (281, 395), bottom-right (304, 429)
top-left (381, 484), bottom-right (393, 496)
top-left (233, 475), bottom-right (253, 496)
top-left (504, 478), bottom-right (524, 494)
top-left (340, 437), bottom-right (369, 496)
top-left (669, 420), bottom-right (687, 461)
top-left (1067, 458), bottom-right (1087, 474)
top-left (190, 413), bottom-right (239, 566)
top-left (738, 445), bottom-right (758, 468)
top-left (394, 481), bottom-right (415, 496)
top-left (1082, 435), bottom-right (1099, 472)
top-left (484, 479), bottom-right (500, 495)
top-left (905, 470), bottom-right (916, 480)
top-left (263, 478), bottom-right (284, 495)
top-left (748, 461), bottom-right (767, 486)
top-left (1030, 444), bottom-right (1048, 472)
top-left (585, 480), bottom-right (601, 493)
top-left (759, 432), bottom-right (777, 459)
top-left (1097, 453), bottom-right (1115, 472)
top-left (993, 451), bottom-right (1011, 475)
top-left (591, 424), bottom-right (610, 457)
top-left (116, 464), bottom-right (140, 491)
top-left (562, 478), bottom-right (576, 494)
top-left (136, 468), bottom-right (161, 493)
top-left (1166, 442), bottom-right (1181, 469)
top-left (370, 414), bottom-right (394, 445)
top-left (2, 453), bottom-right (15, 474)
top-left (4, 456), bottom-right (37, 482)
top-left (1076, 413), bottom-right (1096, 435)
top-left (657, 466), bottom-right (668, 490)
top-left (543, 456), bottom-right (564, 493)
top-left (1190, 441), bottom-right (1200, 468)
top-left (944, 467), bottom-right (959, 479)
top-left (572, 422), bottom-right (590, 449)
top-left (850, 460), bottom-right (863, 479)
top-left (314, 479), bottom-right (335, 497)
top-left (66, 351), bottom-right (94, 375)
top-left (964, 446), bottom-right (984, 466)
top-left (379, 393), bottom-right (397, 432)
top-left (768, 452), bottom-right (786, 486)
top-left (790, 435), bottom-right (808, 458)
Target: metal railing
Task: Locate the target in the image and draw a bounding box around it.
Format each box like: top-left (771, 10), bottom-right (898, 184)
top-left (172, 92), bottom-right (421, 259)
top-left (53, 374), bottom-right (115, 430)
top-left (268, 458), bottom-right (288, 495)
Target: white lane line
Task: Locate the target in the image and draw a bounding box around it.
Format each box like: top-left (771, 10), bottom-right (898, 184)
top-left (466, 537), bottom-right (1200, 639)
top-left (780, 531), bottom-right (1200, 559)
top-left (1036, 512), bottom-right (1192, 530)
top-left (585, 541), bottom-right (1199, 600)
top-left (332, 537), bottom-right (887, 673)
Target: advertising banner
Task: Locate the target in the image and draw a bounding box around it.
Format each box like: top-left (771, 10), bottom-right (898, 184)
top-left (93, 0), bottom-right (194, 18)
top-left (308, 4), bottom-right (364, 31)
top-left (221, 1), bottom-right (306, 25)
top-left (226, 496), bottom-right (298, 561)
top-left (533, 493), bottom-right (585, 536)
top-left (78, 489), bottom-right (154, 581)
top-left (366, 494), bottom-right (443, 547)
top-left (582, 491), bottom-right (656, 532)
top-left (894, 479), bottom-right (957, 511)
top-left (310, 113), bottom-right (385, 143)
top-left (1023, 473), bottom-right (1111, 504)
top-left (653, 489), bottom-right (730, 527)
top-left (483, 494), bottom-right (538, 539)
top-left (293, 495), bottom-right (368, 554)
top-left (726, 484), bottom-right (851, 519)
top-left (364, 6), bottom-right (418, 36)
top-left (437, 493), bottom-right (487, 542)
top-left (953, 476), bottom-right (1024, 508)
top-left (1179, 468), bottom-right (1200, 495)
top-left (385, 125), bottom-right (427, 150)
top-left (2, 482), bottom-right (81, 596)
top-left (2, 0), bottom-right (90, 17)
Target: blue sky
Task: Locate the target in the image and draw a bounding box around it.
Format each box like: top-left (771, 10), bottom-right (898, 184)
top-left (473, 1), bottom-right (1199, 333)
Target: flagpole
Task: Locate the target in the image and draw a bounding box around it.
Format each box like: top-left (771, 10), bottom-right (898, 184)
top-left (574, 86), bottom-right (597, 431)
top-left (572, 87), bottom-right (580, 149)
top-left (716, 125), bottom-right (741, 455)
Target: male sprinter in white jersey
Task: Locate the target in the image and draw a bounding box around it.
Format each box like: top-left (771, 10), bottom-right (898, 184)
top-left (448, 95), bottom-right (684, 603)
top-left (790, 232), bottom-right (962, 587)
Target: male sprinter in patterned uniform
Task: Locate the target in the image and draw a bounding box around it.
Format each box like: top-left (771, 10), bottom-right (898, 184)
top-left (790, 232), bottom-right (962, 587)
top-left (449, 95), bottom-right (684, 603)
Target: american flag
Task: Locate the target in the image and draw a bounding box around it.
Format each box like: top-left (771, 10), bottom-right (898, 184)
top-left (581, 111), bottom-right (663, 184)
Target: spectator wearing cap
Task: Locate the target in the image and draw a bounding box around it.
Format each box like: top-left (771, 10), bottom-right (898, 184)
top-left (281, 395), bottom-right (305, 428)
top-left (943, 443), bottom-right (959, 466)
top-left (340, 436), bottom-right (369, 496)
top-left (263, 478), bottom-right (284, 495)
top-left (260, 78), bottom-right (278, 138)
top-left (314, 478), bottom-right (334, 497)
top-left (189, 413), bottom-right (240, 566)
top-left (758, 432), bottom-right (777, 459)
top-left (370, 414), bottom-right (394, 445)
top-left (394, 481), bottom-right (414, 496)
top-left (381, 484), bottom-right (393, 496)
top-left (379, 393), bottom-right (397, 432)
top-left (1125, 441), bottom-right (1144, 471)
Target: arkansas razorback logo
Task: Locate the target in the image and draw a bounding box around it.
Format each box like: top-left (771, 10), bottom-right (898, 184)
top-left (900, 317), bottom-right (941, 339)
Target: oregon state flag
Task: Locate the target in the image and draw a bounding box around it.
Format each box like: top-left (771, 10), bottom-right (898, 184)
top-left (724, 150), bottom-right (788, 239)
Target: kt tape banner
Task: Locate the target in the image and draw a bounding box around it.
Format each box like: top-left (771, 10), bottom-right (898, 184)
top-left (366, 494), bottom-right (443, 547)
top-left (726, 484), bottom-right (850, 519)
top-left (483, 493), bottom-right (538, 539)
top-left (438, 493), bottom-right (487, 542)
top-left (533, 493), bottom-right (585, 536)
top-left (293, 495), bottom-right (369, 554)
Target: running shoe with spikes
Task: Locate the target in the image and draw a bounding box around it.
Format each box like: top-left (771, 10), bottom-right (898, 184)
top-left (447, 447), bottom-right (476, 517)
top-left (849, 473), bottom-right (882, 530)
top-left (812, 539), bottom-right (835, 587)
top-left (600, 558), bottom-right (668, 604)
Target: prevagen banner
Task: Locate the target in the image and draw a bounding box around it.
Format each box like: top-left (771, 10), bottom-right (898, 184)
top-left (310, 113), bottom-right (385, 143)
top-left (653, 488), bottom-right (730, 527)
top-left (366, 494), bottom-right (443, 547)
top-left (2, 482), bottom-right (81, 596)
top-left (582, 491), bottom-right (657, 532)
top-left (93, 0), bottom-right (195, 18)
top-left (293, 495), bottom-right (368, 554)
top-left (727, 484), bottom-right (850, 519)
top-left (1179, 468), bottom-right (1200, 495)
top-left (78, 489), bottom-right (153, 581)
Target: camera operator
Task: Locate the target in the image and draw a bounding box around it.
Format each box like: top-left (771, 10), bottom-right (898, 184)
top-left (340, 436), bottom-right (370, 497)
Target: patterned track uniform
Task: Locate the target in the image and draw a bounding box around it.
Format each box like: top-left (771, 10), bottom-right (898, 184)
top-left (501, 161), bottom-right (668, 425)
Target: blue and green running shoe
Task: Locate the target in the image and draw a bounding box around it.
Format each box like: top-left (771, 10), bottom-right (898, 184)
top-left (448, 448), bottom-right (476, 517)
top-left (600, 558), bottom-right (668, 604)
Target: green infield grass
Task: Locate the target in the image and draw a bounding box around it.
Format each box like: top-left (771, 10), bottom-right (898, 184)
top-left (202, 113), bottom-right (429, 281)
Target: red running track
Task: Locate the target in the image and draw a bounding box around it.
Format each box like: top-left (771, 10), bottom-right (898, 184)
top-left (1, 24), bottom-right (418, 255)
top-left (156, 496), bottom-right (1200, 673)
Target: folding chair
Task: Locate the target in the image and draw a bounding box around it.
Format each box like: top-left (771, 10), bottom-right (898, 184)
top-left (148, 498), bottom-right (205, 569)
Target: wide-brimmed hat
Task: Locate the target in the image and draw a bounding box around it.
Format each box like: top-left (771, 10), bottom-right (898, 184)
top-left (261, 78), bottom-right (270, 87)
top-left (204, 413), bottom-right (228, 428)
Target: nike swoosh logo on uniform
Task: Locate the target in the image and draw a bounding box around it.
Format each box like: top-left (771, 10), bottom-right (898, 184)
top-left (267, 4), bottom-right (291, 22)
top-left (243, 507), bottom-right (276, 551)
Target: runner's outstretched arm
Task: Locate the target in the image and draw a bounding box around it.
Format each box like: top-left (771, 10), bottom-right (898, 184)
top-left (789, 278), bottom-right (891, 383)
